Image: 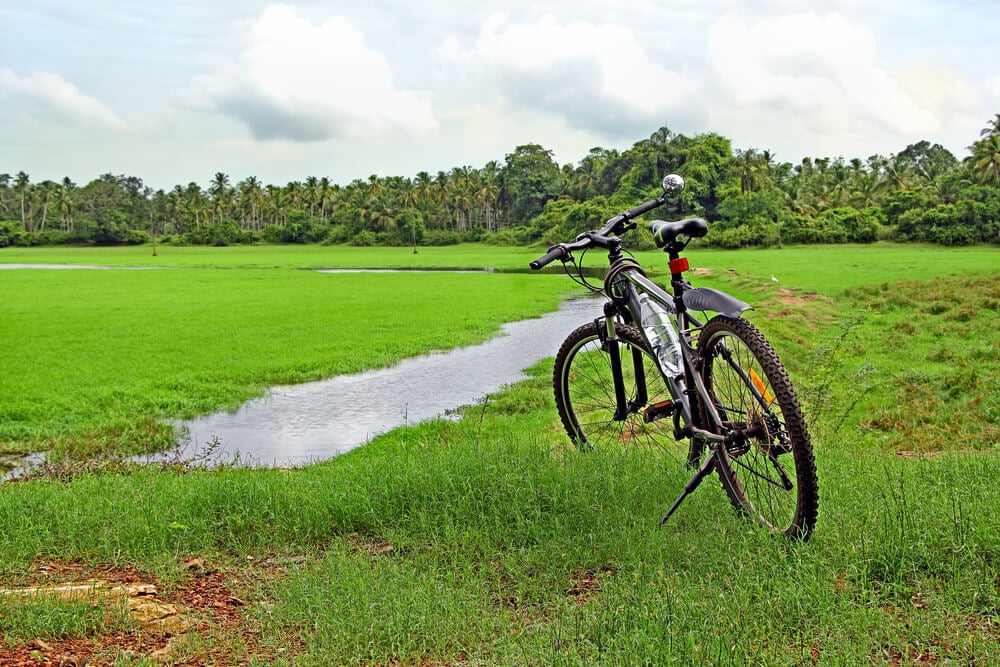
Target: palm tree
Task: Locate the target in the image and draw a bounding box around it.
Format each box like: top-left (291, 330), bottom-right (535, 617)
top-left (980, 113), bottom-right (1000, 138)
top-left (14, 171), bottom-right (30, 230)
top-left (734, 148), bottom-right (766, 194)
top-left (184, 183), bottom-right (207, 228)
top-left (286, 181), bottom-right (304, 214)
top-left (35, 180), bottom-right (58, 232)
top-left (369, 198), bottom-right (395, 232)
top-left (317, 177), bottom-right (334, 220)
top-left (968, 134), bottom-right (1000, 186)
top-left (57, 181), bottom-right (75, 232)
top-left (0, 173), bottom-right (10, 217)
top-left (476, 164), bottom-right (501, 231)
top-left (237, 176), bottom-right (264, 230)
top-left (168, 186), bottom-right (184, 233)
top-left (304, 175), bottom-right (319, 217)
top-left (266, 185), bottom-right (286, 226)
top-left (208, 172), bottom-right (231, 224)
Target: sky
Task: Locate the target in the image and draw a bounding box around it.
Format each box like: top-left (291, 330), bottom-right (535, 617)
top-left (2, 0), bottom-right (999, 191)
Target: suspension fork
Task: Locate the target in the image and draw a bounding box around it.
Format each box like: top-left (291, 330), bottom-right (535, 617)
top-left (601, 301), bottom-right (648, 421)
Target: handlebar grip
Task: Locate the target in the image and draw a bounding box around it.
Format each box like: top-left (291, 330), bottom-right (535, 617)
top-left (627, 197), bottom-right (665, 219)
top-left (529, 245), bottom-right (568, 270)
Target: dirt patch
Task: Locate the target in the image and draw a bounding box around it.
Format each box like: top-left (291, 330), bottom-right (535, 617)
top-left (774, 288), bottom-right (823, 307)
top-left (0, 560), bottom-right (267, 666)
top-left (564, 567), bottom-right (615, 604)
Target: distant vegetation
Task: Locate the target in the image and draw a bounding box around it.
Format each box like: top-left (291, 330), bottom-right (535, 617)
top-left (2, 114), bottom-right (998, 250)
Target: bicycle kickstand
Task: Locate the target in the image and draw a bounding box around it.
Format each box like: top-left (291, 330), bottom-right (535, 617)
top-left (658, 448), bottom-right (718, 527)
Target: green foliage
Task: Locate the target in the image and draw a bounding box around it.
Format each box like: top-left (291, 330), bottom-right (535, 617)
top-left (892, 184), bottom-right (1000, 245)
top-left (500, 144), bottom-right (562, 225)
top-left (91, 210), bottom-right (129, 244)
top-left (183, 219), bottom-right (251, 246)
top-left (2, 118), bottom-right (999, 250)
top-left (0, 220), bottom-right (26, 247)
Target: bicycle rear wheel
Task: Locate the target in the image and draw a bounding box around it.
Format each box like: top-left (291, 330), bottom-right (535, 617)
top-left (553, 320), bottom-right (695, 463)
top-left (698, 316), bottom-right (818, 539)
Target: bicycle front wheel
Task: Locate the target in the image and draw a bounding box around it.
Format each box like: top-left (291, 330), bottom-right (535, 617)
top-left (553, 320), bottom-right (694, 463)
top-left (699, 316), bottom-right (818, 539)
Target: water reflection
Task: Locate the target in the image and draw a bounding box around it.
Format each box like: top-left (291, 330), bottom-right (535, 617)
top-left (173, 297), bottom-right (604, 467)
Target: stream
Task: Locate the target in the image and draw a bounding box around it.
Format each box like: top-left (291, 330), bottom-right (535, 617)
top-left (1, 262), bottom-right (608, 477)
top-left (161, 296), bottom-right (603, 468)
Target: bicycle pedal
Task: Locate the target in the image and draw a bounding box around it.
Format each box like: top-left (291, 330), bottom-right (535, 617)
top-left (643, 400), bottom-right (674, 423)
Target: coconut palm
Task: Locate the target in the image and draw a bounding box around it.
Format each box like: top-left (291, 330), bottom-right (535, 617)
top-left (980, 113), bottom-right (1000, 138)
top-left (317, 177), bottom-right (334, 220)
top-left (968, 134), bottom-right (1000, 186)
top-left (14, 171), bottom-right (30, 230)
top-left (57, 181), bottom-right (75, 232)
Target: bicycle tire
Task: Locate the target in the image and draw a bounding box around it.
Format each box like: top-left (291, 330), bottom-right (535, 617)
top-left (698, 316), bottom-right (819, 539)
top-left (553, 320), bottom-right (695, 463)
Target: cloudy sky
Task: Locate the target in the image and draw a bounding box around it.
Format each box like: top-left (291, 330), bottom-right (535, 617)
top-left (2, 1), bottom-right (998, 191)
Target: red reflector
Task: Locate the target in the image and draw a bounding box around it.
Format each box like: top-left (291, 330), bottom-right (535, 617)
top-left (669, 257), bottom-right (689, 274)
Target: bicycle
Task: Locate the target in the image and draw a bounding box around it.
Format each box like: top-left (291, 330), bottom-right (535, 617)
top-left (530, 174), bottom-right (818, 539)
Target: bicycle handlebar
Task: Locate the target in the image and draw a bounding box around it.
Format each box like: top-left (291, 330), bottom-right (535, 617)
top-left (529, 245), bottom-right (570, 270)
top-left (529, 195), bottom-right (665, 270)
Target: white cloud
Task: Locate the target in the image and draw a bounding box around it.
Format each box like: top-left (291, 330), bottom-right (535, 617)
top-left (0, 68), bottom-right (127, 130)
top-left (441, 12), bottom-right (696, 139)
top-left (707, 12), bottom-right (939, 137)
top-left (182, 4), bottom-right (437, 142)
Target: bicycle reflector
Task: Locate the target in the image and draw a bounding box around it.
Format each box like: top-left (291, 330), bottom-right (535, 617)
top-left (749, 368), bottom-right (775, 405)
top-left (669, 257), bottom-right (689, 274)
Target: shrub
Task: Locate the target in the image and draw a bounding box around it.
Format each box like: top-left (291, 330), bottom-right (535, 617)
top-left (0, 221), bottom-right (26, 247)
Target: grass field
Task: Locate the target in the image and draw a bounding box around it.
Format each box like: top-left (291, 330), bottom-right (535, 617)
top-left (0, 241), bottom-right (998, 664)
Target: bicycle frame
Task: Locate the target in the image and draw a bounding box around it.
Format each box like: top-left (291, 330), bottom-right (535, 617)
top-left (599, 236), bottom-right (754, 444)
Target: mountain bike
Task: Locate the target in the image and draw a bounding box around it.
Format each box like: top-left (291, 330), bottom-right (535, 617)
top-left (530, 174), bottom-right (818, 539)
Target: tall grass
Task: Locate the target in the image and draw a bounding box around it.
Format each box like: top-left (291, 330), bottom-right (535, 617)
top-left (1, 367), bottom-right (997, 663)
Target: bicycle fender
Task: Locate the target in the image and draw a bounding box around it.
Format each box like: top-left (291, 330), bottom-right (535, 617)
top-left (681, 287), bottom-right (752, 317)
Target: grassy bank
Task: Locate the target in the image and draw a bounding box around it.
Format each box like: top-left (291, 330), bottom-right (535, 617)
top-left (0, 242), bottom-right (998, 663)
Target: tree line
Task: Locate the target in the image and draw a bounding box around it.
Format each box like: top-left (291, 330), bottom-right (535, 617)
top-left (1, 114), bottom-right (998, 249)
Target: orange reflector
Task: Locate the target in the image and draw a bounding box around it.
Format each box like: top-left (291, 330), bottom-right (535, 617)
top-left (749, 368), bottom-right (775, 404)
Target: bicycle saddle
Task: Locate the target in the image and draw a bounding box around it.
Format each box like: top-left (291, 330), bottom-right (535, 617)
top-left (649, 218), bottom-right (709, 247)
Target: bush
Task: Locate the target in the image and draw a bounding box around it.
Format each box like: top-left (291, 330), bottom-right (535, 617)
top-left (320, 224), bottom-right (350, 245)
top-left (183, 221), bottom-right (250, 246)
top-left (350, 230), bottom-right (378, 247)
top-left (420, 230), bottom-right (464, 246)
top-left (123, 229), bottom-right (150, 245)
top-left (0, 221), bottom-right (26, 247)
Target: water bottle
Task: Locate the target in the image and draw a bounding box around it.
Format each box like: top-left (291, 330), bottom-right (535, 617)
top-left (637, 293), bottom-right (682, 377)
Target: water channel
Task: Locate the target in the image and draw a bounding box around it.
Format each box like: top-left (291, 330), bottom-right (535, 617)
top-left (1, 262), bottom-right (608, 476)
top-left (165, 295), bottom-right (604, 468)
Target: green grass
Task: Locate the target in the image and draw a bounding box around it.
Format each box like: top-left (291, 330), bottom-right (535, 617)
top-left (0, 242), bottom-right (546, 269)
top-left (0, 242), bottom-right (998, 663)
top-left (0, 592), bottom-right (133, 645)
top-left (3, 241), bottom-right (998, 285)
top-left (0, 366), bottom-right (997, 663)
